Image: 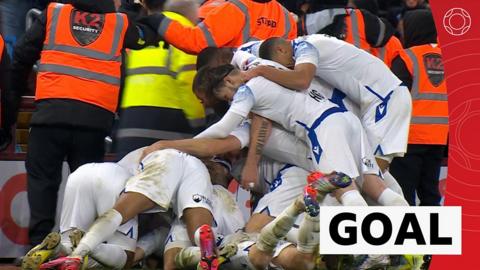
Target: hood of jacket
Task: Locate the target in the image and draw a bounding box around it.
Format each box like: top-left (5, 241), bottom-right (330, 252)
top-left (61, 0), bottom-right (116, 13)
top-left (403, 9), bottom-right (437, 48)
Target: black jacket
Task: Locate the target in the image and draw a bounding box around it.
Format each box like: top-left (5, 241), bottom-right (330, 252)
top-left (4, 0), bottom-right (159, 133)
top-left (391, 9), bottom-right (437, 90)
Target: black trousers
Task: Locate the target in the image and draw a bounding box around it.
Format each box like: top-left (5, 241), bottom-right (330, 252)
top-left (389, 144), bottom-right (446, 206)
top-left (26, 125), bottom-right (106, 245)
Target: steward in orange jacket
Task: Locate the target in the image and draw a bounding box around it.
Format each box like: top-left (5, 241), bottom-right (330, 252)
top-left (4, 0), bottom-right (159, 246)
top-left (390, 10), bottom-right (447, 207)
top-left (144, 0), bottom-right (297, 54)
top-left (300, 7), bottom-right (401, 67)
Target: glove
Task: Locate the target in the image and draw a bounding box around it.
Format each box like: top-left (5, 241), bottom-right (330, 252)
top-left (0, 128), bottom-right (12, 152)
top-left (137, 13), bottom-right (167, 47)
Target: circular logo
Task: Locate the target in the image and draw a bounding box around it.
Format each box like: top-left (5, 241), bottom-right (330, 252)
top-left (443, 8), bottom-right (471, 36)
top-left (192, 194), bottom-right (202, 203)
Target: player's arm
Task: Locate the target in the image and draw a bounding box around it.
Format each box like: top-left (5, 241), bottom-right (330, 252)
top-left (241, 114), bottom-right (272, 190)
top-left (246, 40), bottom-right (318, 90)
top-left (247, 63), bottom-right (316, 91)
top-left (142, 3), bottom-right (243, 54)
top-left (140, 121), bottom-right (250, 160)
top-left (143, 136), bottom-right (242, 158)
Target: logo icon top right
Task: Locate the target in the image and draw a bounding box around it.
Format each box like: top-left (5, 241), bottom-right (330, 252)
top-left (443, 8), bottom-right (471, 36)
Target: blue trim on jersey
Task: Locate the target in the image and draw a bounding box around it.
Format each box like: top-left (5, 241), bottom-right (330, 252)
top-left (270, 164), bottom-right (294, 192)
top-left (125, 226), bottom-right (134, 239)
top-left (374, 145), bottom-right (384, 156)
top-left (329, 88), bottom-right (348, 111)
top-left (260, 206), bottom-right (271, 216)
top-left (239, 42), bottom-right (257, 54)
top-left (364, 86), bottom-right (394, 123)
top-left (296, 106), bottom-right (347, 163)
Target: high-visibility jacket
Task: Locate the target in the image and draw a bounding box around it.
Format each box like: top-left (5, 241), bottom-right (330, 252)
top-left (122, 12), bottom-right (205, 127)
top-left (158, 0), bottom-right (297, 54)
top-left (0, 34), bottom-right (4, 62)
top-left (344, 9), bottom-right (370, 52)
top-left (401, 44), bottom-right (448, 145)
top-left (371, 35), bottom-right (403, 68)
top-left (199, 0), bottom-right (226, 20)
top-left (36, 3), bottom-right (128, 113)
top-left (344, 9), bottom-right (402, 67)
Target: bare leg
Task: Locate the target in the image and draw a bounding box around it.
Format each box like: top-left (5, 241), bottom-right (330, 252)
top-left (181, 207), bottom-right (214, 245)
top-left (164, 248), bottom-right (183, 270)
top-left (245, 213), bottom-right (274, 234)
top-left (271, 246), bottom-right (315, 270)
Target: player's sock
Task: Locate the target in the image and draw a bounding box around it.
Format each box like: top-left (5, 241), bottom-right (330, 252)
top-left (175, 246), bottom-right (201, 268)
top-left (90, 243), bottom-right (127, 269)
top-left (60, 230), bottom-right (74, 255)
top-left (256, 197), bottom-right (304, 253)
top-left (377, 188), bottom-right (409, 206)
top-left (71, 209), bottom-right (123, 258)
top-left (136, 227), bottom-right (168, 258)
top-left (297, 215), bottom-right (319, 254)
top-left (382, 171), bottom-right (404, 196)
top-left (340, 190), bottom-right (368, 206)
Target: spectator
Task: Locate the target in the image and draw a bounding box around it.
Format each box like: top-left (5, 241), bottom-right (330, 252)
top-left (396, 0), bottom-right (430, 40)
top-left (142, 0), bottom-right (297, 54)
top-left (3, 0), bottom-right (159, 246)
top-left (0, 34), bottom-right (11, 151)
top-left (299, 5), bottom-right (402, 67)
top-left (0, 0), bottom-right (35, 57)
top-left (116, 0), bottom-right (206, 158)
top-left (389, 10), bottom-right (447, 206)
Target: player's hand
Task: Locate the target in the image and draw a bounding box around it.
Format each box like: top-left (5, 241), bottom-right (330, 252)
top-left (243, 66), bottom-right (263, 81)
top-left (139, 141), bottom-right (165, 162)
top-left (240, 161), bottom-right (258, 191)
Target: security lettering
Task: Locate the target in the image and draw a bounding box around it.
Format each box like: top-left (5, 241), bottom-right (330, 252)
top-left (70, 10), bottom-right (105, 46)
top-left (256, 17), bottom-right (277, 28)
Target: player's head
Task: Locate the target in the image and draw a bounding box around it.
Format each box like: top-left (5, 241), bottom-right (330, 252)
top-left (201, 64), bottom-right (244, 102)
top-left (197, 47), bottom-right (234, 70)
top-left (259, 37), bottom-right (294, 68)
top-left (203, 157), bottom-right (233, 187)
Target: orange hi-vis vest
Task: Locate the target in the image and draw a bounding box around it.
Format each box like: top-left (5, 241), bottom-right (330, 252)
top-left (372, 35), bottom-right (403, 68)
top-left (158, 0), bottom-right (297, 54)
top-left (36, 3), bottom-right (128, 113)
top-left (344, 9), bottom-right (402, 67)
top-left (402, 44), bottom-right (448, 145)
top-left (344, 9), bottom-right (370, 52)
top-left (199, 0), bottom-right (225, 20)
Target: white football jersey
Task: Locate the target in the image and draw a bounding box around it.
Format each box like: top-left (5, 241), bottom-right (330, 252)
top-left (294, 34), bottom-right (402, 112)
top-left (228, 64), bottom-right (339, 143)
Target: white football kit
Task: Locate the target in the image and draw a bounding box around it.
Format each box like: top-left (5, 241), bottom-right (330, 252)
top-left (164, 185), bottom-right (246, 252)
top-left (238, 35), bottom-right (412, 159)
top-left (198, 68), bottom-right (379, 181)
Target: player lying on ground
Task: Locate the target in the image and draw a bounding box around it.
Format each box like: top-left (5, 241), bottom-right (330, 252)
top-left (36, 148), bottom-right (232, 270)
top-left (170, 172), bottom-right (351, 270)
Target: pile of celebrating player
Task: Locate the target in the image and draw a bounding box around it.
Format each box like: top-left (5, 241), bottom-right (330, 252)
top-left (23, 34), bottom-right (419, 270)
